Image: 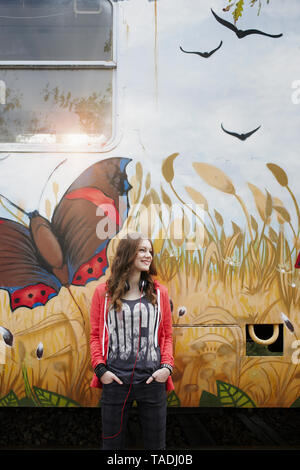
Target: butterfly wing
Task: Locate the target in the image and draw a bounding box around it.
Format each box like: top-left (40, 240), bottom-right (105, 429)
top-left (51, 157), bottom-right (132, 286)
top-left (0, 218), bottom-right (61, 311)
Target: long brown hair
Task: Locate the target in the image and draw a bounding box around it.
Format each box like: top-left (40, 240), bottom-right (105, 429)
top-left (106, 232), bottom-right (157, 311)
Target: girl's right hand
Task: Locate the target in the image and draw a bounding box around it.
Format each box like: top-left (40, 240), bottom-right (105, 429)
top-left (101, 371), bottom-right (123, 385)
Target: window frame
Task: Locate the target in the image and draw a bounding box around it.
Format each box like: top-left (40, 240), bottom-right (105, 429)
top-left (0, 0), bottom-right (118, 153)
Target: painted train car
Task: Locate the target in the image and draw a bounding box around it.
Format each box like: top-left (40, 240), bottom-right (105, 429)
top-left (0, 0), bottom-right (300, 410)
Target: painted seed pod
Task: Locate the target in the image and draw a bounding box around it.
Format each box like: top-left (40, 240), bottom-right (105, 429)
top-left (0, 326), bottom-right (13, 347)
top-left (36, 342), bottom-right (44, 359)
top-left (281, 313), bottom-right (295, 333)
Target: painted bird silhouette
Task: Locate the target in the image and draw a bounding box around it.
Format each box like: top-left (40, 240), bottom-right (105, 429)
top-left (211, 9), bottom-right (283, 39)
top-left (180, 40), bottom-right (223, 58)
top-left (221, 123), bottom-right (261, 141)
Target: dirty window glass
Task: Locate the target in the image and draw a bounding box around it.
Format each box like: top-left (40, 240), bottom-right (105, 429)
top-left (0, 0), bottom-right (113, 61)
top-left (0, 69), bottom-right (112, 144)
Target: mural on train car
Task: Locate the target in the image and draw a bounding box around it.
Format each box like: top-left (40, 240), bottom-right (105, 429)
top-left (1, 155), bottom-right (300, 408)
top-left (1, 0), bottom-right (300, 408)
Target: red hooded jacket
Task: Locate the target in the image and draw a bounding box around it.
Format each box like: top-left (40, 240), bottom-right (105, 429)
top-left (89, 280), bottom-right (174, 391)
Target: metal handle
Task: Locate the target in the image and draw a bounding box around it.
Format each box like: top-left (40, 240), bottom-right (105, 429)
top-left (248, 324), bottom-right (279, 345)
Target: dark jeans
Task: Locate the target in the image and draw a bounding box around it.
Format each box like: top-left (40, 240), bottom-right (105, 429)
top-left (101, 381), bottom-right (167, 450)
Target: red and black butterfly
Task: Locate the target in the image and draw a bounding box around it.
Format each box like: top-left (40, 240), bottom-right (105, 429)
top-left (0, 157), bottom-right (132, 312)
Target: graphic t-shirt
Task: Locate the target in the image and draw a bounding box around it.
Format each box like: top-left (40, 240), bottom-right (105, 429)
top-left (106, 296), bottom-right (161, 383)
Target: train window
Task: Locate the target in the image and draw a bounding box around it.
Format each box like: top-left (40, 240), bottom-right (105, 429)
top-left (0, 0), bottom-right (116, 151)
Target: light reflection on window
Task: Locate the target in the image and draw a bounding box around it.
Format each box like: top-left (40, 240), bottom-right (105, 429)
top-left (0, 69), bottom-right (112, 144)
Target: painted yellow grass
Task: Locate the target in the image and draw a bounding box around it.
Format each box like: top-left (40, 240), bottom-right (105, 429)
top-left (0, 284), bottom-right (100, 406)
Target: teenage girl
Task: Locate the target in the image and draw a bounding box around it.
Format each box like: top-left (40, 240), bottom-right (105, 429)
top-left (90, 232), bottom-right (174, 449)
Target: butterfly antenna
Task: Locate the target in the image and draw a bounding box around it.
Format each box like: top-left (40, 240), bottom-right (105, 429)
top-left (0, 193), bottom-right (30, 216)
top-left (66, 286), bottom-right (86, 327)
top-left (38, 158), bottom-right (68, 207)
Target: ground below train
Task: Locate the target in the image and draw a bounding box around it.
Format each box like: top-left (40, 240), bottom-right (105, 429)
top-left (0, 407), bottom-right (300, 450)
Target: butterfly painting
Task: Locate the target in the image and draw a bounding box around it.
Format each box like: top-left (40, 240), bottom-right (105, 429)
top-left (0, 157), bottom-right (132, 311)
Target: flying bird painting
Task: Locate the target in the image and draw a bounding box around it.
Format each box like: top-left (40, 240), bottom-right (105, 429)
top-left (180, 40), bottom-right (223, 58)
top-left (211, 9), bottom-right (283, 39)
top-left (221, 123), bottom-right (261, 141)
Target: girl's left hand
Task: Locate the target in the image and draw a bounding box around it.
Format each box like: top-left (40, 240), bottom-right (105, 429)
top-left (146, 367), bottom-right (170, 384)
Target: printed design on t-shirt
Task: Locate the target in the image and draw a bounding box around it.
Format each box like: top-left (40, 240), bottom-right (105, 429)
top-left (107, 298), bottom-right (159, 364)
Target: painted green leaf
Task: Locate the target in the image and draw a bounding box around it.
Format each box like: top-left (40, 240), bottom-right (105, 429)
top-left (0, 390), bottom-right (19, 407)
top-left (216, 380), bottom-right (256, 408)
top-left (290, 397), bottom-right (300, 408)
top-left (18, 396), bottom-right (37, 407)
top-left (199, 390), bottom-right (221, 407)
top-left (167, 391), bottom-right (181, 407)
top-left (33, 386), bottom-right (80, 407)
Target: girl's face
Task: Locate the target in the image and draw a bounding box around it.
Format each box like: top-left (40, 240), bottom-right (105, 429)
top-left (132, 238), bottom-right (153, 273)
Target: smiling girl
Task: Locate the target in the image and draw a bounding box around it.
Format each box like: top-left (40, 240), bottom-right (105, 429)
top-left (90, 232), bottom-right (174, 450)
